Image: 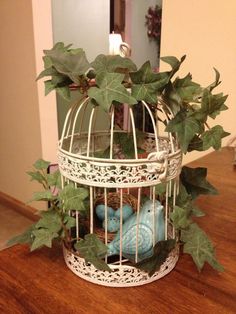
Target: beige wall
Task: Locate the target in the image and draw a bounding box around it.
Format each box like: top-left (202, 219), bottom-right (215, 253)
top-left (32, 0), bottom-right (58, 162)
top-left (1, 0), bottom-right (235, 204)
top-left (0, 0), bottom-right (43, 203)
top-left (160, 0), bottom-right (236, 163)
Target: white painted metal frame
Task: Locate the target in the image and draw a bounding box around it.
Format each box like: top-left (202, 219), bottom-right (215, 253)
top-left (58, 97), bottom-right (182, 287)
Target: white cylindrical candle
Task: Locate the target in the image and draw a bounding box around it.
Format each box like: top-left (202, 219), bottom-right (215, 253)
top-left (109, 33), bottom-right (123, 55)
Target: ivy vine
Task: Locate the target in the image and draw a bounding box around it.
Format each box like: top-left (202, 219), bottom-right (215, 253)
top-left (9, 42), bottom-right (229, 274)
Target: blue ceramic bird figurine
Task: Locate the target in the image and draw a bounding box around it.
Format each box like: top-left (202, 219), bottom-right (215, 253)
top-left (107, 199), bottom-right (165, 260)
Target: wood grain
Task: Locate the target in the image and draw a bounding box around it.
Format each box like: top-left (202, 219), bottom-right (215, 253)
top-left (0, 147), bottom-right (236, 314)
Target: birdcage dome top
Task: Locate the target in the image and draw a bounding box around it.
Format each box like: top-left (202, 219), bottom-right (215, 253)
top-left (58, 96), bottom-right (182, 188)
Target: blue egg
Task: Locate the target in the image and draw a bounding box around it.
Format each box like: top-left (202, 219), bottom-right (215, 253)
top-left (115, 204), bottom-right (133, 222)
top-left (95, 204), bottom-right (115, 221)
top-left (102, 217), bottom-right (120, 233)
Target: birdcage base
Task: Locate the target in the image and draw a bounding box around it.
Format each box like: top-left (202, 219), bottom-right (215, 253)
top-left (63, 245), bottom-right (179, 287)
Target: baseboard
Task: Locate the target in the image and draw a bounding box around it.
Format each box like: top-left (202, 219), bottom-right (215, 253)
top-left (0, 191), bottom-right (39, 222)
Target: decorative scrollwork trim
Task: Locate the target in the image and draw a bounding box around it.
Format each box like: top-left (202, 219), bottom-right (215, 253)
top-left (63, 245), bottom-right (179, 287)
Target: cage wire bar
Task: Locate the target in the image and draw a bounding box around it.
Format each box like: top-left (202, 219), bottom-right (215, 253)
top-left (58, 98), bottom-right (182, 287)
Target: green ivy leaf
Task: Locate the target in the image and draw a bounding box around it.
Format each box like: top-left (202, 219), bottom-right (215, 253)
top-left (188, 108), bottom-right (208, 124)
top-left (130, 61), bottom-right (169, 103)
top-left (130, 61), bottom-right (165, 84)
top-left (31, 228), bottom-right (58, 251)
top-left (170, 205), bottom-right (192, 229)
top-left (42, 42), bottom-right (72, 70)
top-left (74, 234), bottom-right (112, 272)
top-left (91, 54), bottom-right (137, 75)
top-left (201, 125), bottom-right (230, 150)
top-left (187, 135), bottom-right (204, 152)
top-left (39, 43), bottom-right (90, 100)
top-left (191, 206), bottom-right (205, 217)
top-left (43, 42), bottom-right (73, 56)
top-left (88, 72), bottom-right (137, 112)
top-left (36, 67), bottom-right (60, 81)
top-left (175, 183), bottom-right (191, 206)
top-left (46, 170), bottom-right (61, 189)
top-left (166, 109), bottom-right (203, 153)
top-left (44, 80), bottom-right (55, 96)
top-left (135, 239), bottom-right (176, 276)
top-left (7, 224), bottom-right (35, 247)
top-left (173, 74), bottom-right (203, 103)
top-left (46, 48), bottom-right (90, 84)
top-left (199, 89), bottom-right (228, 119)
top-left (155, 183), bottom-right (166, 196)
top-left (207, 68), bottom-right (221, 92)
top-left (51, 73), bottom-right (72, 86)
top-left (160, 55), bottom-right (186, 78)
top-left (43, 55), bottom-right (53, 69)
top-left (31, 190), bottom-right (54, 202)
top-left (27, 171), bottom-right (45, 184)
top-left (39, 42), bottom-right (73, 73)
top-left (86, 256), bottom-right (112, 272)
top-left (63, 214), bottom-right (76, 229)
top-left (176, 182), bottom-right (204, 217)
top-left (113, 132), bottom-right (135, 158)
top-left (59, 183), bottom-right (88, 212)
top-left (175, 183), bottom-right (204, 217)
top-left (162, 82), bottom-right (182, 115)
top-left (181, 223), bottom-right (224, 272)
top-left (56, 86), bottom-right (71, 101)
top-left (36, 210), bottom-right (62, 233)
top-left (180, 166), bottom-right (218, 199)
top-left (38, 65), bottom-right (72, 99)
top-left (33, 159), bottom-right (50, 170)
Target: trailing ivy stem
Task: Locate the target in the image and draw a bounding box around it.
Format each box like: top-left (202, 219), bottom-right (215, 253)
top-left (61, 220), bottom-right (71, 248)
top-left (68, 237), bottom-right (82, 242)
top-left (41, 169), bottom-right (50, 190)
top-left (205, 122), bottom-right (211, 130)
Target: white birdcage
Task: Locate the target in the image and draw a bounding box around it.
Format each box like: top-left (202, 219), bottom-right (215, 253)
top-left (58, 96), bottom-right (182, 287)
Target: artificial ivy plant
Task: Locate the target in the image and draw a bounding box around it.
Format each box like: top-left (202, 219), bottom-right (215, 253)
top-left (9, 42), bottom-right (229, 275)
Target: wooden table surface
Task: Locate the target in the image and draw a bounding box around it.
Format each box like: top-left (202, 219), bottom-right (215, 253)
top-left (0, 147), bottom-right (236, 314)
